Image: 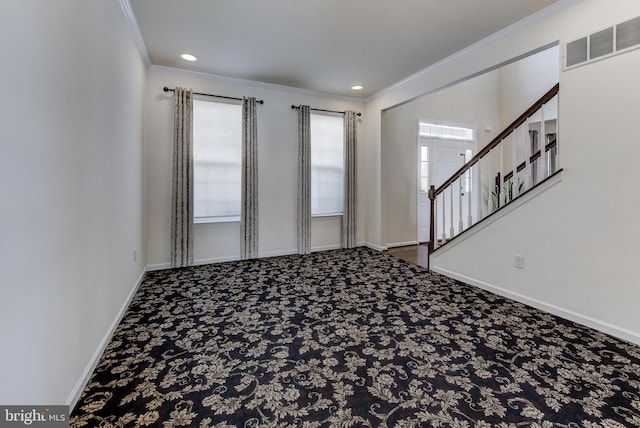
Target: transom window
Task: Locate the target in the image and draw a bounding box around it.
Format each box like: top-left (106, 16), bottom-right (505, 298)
top-left (419, 123), bottom-right (475, 141)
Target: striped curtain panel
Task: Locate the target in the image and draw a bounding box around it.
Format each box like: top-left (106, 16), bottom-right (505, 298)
top-left (342, 111), bottom-right (357, 248)
top-left (241, 97), bottom-right (259, 260)
top-left (297, 105), bottom-right (311, 255)
top-left (171, 87), bottom-right (194, 267)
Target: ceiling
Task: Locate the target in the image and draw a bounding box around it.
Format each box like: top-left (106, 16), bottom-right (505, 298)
top-left (130, 0), bottom-right (561, 99)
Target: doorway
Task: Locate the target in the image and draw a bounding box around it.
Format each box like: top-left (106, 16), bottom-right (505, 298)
top-left (417, 121), bottom-right (476, 244)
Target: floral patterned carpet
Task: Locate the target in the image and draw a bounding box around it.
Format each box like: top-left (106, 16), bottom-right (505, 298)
top-left (71, 248), bottom-right (640, 427)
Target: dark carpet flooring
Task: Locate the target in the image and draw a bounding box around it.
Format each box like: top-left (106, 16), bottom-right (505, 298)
top-left (71, 248), bottom-right (640, 427)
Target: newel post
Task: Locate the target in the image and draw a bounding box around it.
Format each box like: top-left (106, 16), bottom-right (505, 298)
top-left (428, 185), bottom-right (436, 257)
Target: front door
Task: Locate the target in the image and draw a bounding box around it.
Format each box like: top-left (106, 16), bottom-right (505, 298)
top-left (417, 136), bottom-right (475, 244)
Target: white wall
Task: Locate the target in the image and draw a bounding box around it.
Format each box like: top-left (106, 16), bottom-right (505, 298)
top-left (498, 46), bottom-right (560, 127)
top-left (145, 67), bottom-right (365, 267)
top-left (0, 1), bottom-right (147, 404)
top-left (371, 0), bottom-right (640, 343)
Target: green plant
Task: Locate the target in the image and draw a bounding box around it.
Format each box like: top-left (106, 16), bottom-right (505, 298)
top-left (483, 183), bottom-right (500, 210)
top-left (504, 177), bottom-right (525, 203)
top-left (504, 180), bottom-right (513, 202)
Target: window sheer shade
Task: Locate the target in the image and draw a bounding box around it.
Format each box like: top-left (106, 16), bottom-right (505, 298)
top-left (193, 100), bottom-right (242, 222)
top-left (311, 114), bottom-right (344, 215)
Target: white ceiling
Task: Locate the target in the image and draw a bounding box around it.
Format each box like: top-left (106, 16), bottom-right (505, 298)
top-left (130, 0), bottom-right (561, 98)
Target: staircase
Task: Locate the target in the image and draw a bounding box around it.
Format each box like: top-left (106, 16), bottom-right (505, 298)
top-left (427, 84), bottom-right (561, 263)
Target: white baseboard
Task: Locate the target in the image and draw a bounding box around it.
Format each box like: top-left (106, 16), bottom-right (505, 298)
top-left (148, 245), bottom-right (364, 270)
top-left (194, 255), bottom-right (240, 265)
top-left (66, 268), bottom-right (147, 410)
top-left (311, 244), bottom-right (343, 253)
top-left (147, 255), bottom-right (242, 271)
top-left (146, 262), bottom-right (171, 271)
top-left (257, 249), bottom-right (298, 259)
top-left (431, 266), bottom-right (640, 346)
top-left (361, 241), bottom-right (387, 251)
top-left (260, 245), bottom-right (381, 257)
top-left (386, 240), bottom-right (418, 248)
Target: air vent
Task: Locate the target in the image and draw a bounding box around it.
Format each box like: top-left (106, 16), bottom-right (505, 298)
top-left (617, 16), bottom-right (640, 50)
top-left (566, 37), bottom-right (587, 67)
top-left (590, 27), bottom-right (613, 59)
top-left (564, 15), bottom-right (640, 70)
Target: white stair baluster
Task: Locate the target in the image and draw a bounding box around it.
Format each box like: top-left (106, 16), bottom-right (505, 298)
top-left (499, 142), bottom-right (504, 206)
top-left (449, 185), bottom-right (454, 239)
top-left (511, 132), bottom-right (517, 199)
top-left (432, 193), bottom-right (438, 250)
top-left (488, 150), bottom-right (495, 213)
top-left (468, 166), bottom-right (473, 228)
top-left (476, 160), bottom-right (482, 221)
top-left (441, 190), bottom-right (446, 243)
top-left (458, 177), bottom-right (463, 233)
top-left (524, 120), bottom-right (531, 192)
top-left (540, 104), bottom-right (547, 182)
top-left (556, 94), bottom-right (560, 171)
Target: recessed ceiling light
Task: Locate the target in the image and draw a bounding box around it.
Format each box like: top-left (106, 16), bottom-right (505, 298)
top-left (181, 53), bottom-right (198, 62)
top-left (351, 85), bottom-right (364, 91)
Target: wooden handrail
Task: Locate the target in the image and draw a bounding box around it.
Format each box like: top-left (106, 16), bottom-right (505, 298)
top-left (433, 83), bottom-right (559, 196)
top-left (428, 83), bottom-right (560, 262)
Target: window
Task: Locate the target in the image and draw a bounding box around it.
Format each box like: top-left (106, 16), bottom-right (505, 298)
top-left (311, 113), bottom-right (344, 215)
top-left (419, 146), bottom-right (429, 193)
top-left (419, 123), bottom-right (474, 141)
top-left (193, 99), bottom-right (242, 223)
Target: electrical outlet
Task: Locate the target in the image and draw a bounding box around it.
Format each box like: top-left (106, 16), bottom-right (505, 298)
top-left (514, 255), bottom-right (524, 269)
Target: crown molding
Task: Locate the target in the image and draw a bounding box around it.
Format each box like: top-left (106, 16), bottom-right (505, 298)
top-left (149, 65), bottom-right (365, 104)
top-left (380, 41), bottom-right (559, 112)
top-left (366, 0), bottom-right (581, 103)
top-left (118, 0), bottom-right (152, 69)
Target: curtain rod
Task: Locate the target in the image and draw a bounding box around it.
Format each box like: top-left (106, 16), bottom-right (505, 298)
top-left (163, 87), bottom-right (264, 104)
top-left (291, 105), bottom-right (361, 117)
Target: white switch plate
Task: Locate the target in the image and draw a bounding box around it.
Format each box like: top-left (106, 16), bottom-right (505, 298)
top-left (514, 254), bottom-right (524, 269)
